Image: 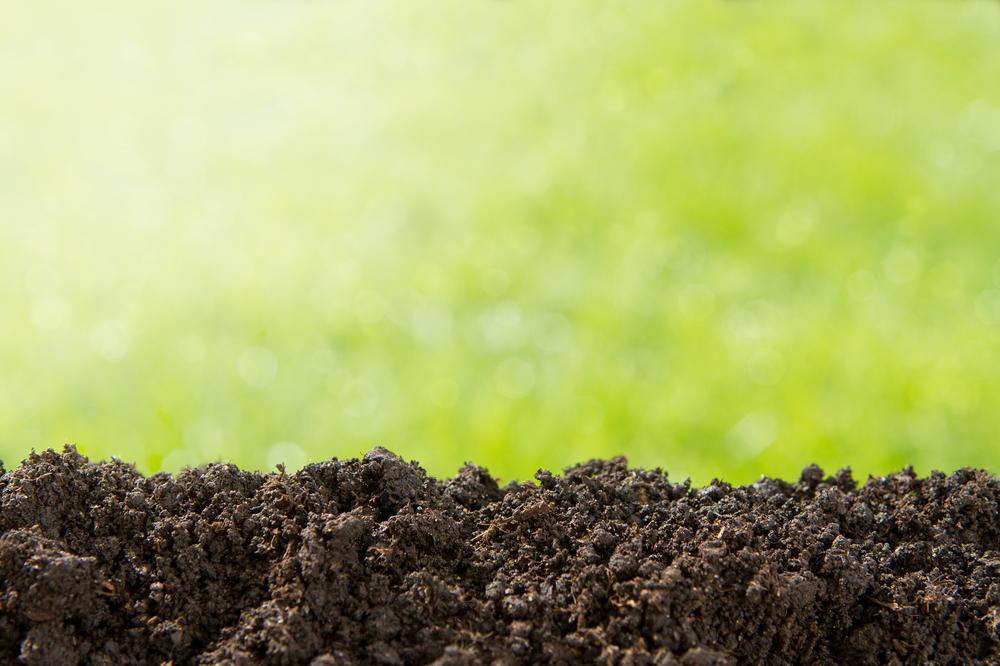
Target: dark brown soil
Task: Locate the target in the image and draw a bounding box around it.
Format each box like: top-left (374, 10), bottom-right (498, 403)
top-left (1, 445), bottom-right (999, 666)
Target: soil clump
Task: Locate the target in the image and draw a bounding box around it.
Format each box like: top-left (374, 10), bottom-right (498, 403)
top-left (1, 444), bottom-right (998, 665)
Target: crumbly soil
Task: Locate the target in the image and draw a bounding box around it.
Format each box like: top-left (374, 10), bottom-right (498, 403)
top-left (1, 445), bottom-right (998, 666)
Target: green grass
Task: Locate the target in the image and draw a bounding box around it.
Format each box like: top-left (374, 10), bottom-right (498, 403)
top-left (2, 0), bottom-right (1000, 486)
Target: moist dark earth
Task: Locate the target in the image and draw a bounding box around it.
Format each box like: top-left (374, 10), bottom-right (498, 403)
top-left (1, 446), bottom-right (999, 666)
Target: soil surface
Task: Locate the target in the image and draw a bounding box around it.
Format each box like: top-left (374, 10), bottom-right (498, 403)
top-left (1, 445), bottom-right (998, 666)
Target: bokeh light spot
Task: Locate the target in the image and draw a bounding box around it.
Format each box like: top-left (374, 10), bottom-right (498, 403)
top-left (480, 301), bottom-right (527, 350)
top-left (159, 448), bottom-right (199, 473)
top-left (928, 262), bottom-right (965, 300)
top-left (855, 93), bottom-right (897, 137)
top-left (340, 378), bottom-right (379, 418)
top-left (974, 290), bottom-right (1000, 325)
top-left (574, 396), bottom-right (604, 434)
top-left (0, 385), bottom-right (38, 425)
top-left (117, 304), bottom-right (148, 336)
top-left (311, 349), bottom-right (337, 374)
top-left (511, 152), bottom-right (552, 195)
top-left (26, 265), bottom-right (61, 295)
top-left (326, 369), bottom-right (353, 395)
top-left (237, 346), bottom-right (278, 387)
top-left (482, 268), bottom-right (510, 298)
top-left (547, 3), bottom-right (591, 44)
top-left (678, 284), bottom-right (715, 321)
top-left (960, 99), bottom-right (1000, 151)
top-left (178, 335), bottom-right (206, 363)
top-left (727, 410), bottom-right (778, 458)
top-left (338, 259), bottom-right (363, 285)
top-left (775, 199), bottom-right (819, 247)
top-left (495, 358), bottom-right (536, 399)
top-left (747, 348), bottom-right (785, 386)
top-left (728, 300), bottom-right (776, 340)
top-left (90, 321), bottom-right (129, 361)
top-left (126, 185), bottom-right (173, 229)
top-left (31, 297), bottom-right (69, 332)
top-left (430, 378), bottom-right (460, 408)
top-left (847, 270), bottom-right (878, 302)
top-left (412, 304), bottom-right (453, 349)
top-left (267, 442), bottom-right (306, 473)
top-left (883, 247), bottom-right (921, 284)
top-left (959, 340), bottom-right (1000, 381)
top-left (183, 419), bottom-right (224, 460)
top-left (533, 312), bottom-right (574, 354)
top-left (355, 290), bottom-right (387, 323)
top-left (927, 139), bottom-right (956, 169)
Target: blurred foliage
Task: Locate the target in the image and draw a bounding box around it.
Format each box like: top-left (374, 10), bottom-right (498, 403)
top-left (1, 0), bottom-right (1000, 486)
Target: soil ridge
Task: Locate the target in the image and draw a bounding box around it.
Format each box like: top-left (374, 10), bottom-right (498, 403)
top-left (1, 445), bottom-right (998, 665)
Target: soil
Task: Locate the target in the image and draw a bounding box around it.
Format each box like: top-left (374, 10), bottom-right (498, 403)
top-left (1, 445), bottom-right (998, 666)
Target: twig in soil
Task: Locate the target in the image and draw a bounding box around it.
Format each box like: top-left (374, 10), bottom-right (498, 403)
top-left (861, 594), bottom-right (915, 613)
top-left (472, 500), bottom-right (553, 543)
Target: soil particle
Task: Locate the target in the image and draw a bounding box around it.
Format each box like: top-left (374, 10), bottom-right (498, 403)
top-left (1, 444), bottom-right (999, 665)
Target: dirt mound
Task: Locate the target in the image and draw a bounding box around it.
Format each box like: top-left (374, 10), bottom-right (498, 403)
top-left (0, 445), bottom-right (998, 665)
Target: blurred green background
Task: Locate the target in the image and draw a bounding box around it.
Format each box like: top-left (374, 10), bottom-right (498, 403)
top-left (1, 0), bottom-right (999, 486)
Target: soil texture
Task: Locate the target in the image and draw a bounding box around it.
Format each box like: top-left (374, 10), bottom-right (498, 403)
top-left (1, 445), bottom-right (998, 665)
